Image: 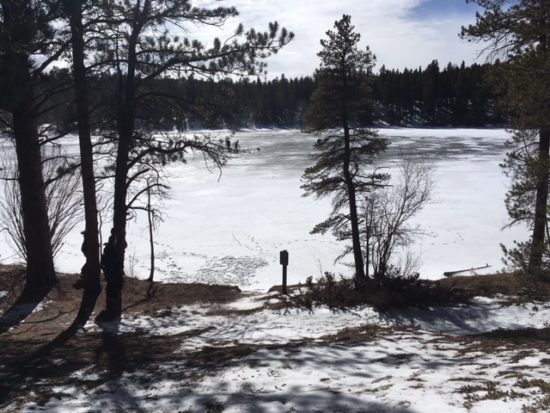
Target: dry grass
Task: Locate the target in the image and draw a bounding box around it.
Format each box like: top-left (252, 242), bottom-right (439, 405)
top-left (317, 324), bottom-right (392, 345)
top-left (287, 273), bottom-right (473, 311)
top-left (282, 271), bottom-right (550, 312)
top-left (0, 264), bottom-right (26, 312)
top-left (517, 379), bottom-right (550, 413)
top-left (437, 272), bottom-right (550, 300)
top-left (458, 380), bottom-right (524, 409)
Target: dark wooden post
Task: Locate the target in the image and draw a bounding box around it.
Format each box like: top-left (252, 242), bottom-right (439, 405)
top-left (280, 250), bottom-right (289, 294)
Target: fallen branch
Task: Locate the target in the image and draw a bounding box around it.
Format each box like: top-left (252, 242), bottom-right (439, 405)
top-left (444, 264), bottom-right (491, 277)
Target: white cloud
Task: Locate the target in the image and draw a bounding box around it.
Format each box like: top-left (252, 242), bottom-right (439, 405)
top-left (189, 1), bottom-right (486, 78)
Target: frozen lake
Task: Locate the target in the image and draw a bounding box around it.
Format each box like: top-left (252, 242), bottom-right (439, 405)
top-left (0, 128), bottom-right (528, 291)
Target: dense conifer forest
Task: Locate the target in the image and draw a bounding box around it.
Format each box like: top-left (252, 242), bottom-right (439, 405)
top-left (41, 60), bottom-right (503, 130)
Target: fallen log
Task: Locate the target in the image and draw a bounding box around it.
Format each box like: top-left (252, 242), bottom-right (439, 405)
top-left (443, 264), bottom-right (491, 277)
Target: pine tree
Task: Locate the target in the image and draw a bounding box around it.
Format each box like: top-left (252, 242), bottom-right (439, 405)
top-left (89, 0), bottom-right (293, 321)
top-left (302, 15), bottom-right (388, 283)
top-left (462, 0), bottom-right (550, 277)
top-left (61, 0), bottom-right (102, 324)
top-left (0, 0), bottom-right (57, 297)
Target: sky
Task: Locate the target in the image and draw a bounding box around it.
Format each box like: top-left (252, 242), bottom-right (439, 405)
top-left (190, 0), bottom-right (486, 79)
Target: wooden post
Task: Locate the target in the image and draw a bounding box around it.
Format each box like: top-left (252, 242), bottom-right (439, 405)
top-left (280, 250), bottom-right (289, 294)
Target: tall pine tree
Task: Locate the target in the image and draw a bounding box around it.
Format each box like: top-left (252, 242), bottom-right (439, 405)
top-left (302, 15), bottom-right (388, 283)
top-left (0, 0), bottom-right (57, 297)
top-left (90, 0), bottom-right (293, 321)
top-left (462, 0), bottom-right (550, 277)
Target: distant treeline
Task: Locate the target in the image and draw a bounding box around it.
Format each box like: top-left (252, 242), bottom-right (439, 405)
top-left (45, 60), bottom-right (504, 130)
top-left (375, 60), bottom-right (505, 127)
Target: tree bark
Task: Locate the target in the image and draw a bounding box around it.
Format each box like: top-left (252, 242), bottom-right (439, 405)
top-left (341, 63), bottom-right (365, 282)
top-left (12, 106), bottom-right (57, 294)
top-left (105, 4), bottom-right (146, 320)
top-left (64, 0), bottom-right (102, 322)
top-left (1, 0), bottom-right (57, 295)
top-left (147, 186), bottom-right (155, 283)
top-left (343, 123), bottom-right (366, 281)
top-left (528, 127), bottom-right (550, 275)
top-left (107, 109), bottom-right (131, 321)
top-left (365, 203), bottom-right (370, 279)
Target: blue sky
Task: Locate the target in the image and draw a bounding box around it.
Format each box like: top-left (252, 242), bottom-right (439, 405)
top-left (190, 1), bottom-right (487, 78)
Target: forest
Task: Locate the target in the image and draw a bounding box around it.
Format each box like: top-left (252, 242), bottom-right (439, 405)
top-left (42, 60), bottom-right (502, 129)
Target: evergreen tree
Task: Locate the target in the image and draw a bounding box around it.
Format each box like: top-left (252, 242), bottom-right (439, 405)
top-left (462, 0), bottom-right (550, 277)
top-left (61, 0), bottom-right (102, 324)
top-left (302, 15), bottom-right (388, 283)
top-left (0, 0), bottom-right (57, 297)
top-left (12, 61), bottom-right (502, 130)
top-left (90, 0), bottom-right (293, 321)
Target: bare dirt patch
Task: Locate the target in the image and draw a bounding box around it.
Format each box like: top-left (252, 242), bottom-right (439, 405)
top-left (0, 264), bottom-right (26, 312)
top-left (0, 265), bottom-right (248, 410)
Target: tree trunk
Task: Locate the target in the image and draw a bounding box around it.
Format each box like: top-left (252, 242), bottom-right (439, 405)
top-left (105, 18), bottom-right (143, 320)
top-left (365, 203), bottom-right (370, 279)
top-left (103, 2), bottom-right (153, 320)
top-left (343, 124), bottom-right (366, 281)
top-left (12, 107), bottom-right (57, 294)
top-left (147, 186), bottom-right (155, 282)
top-left (106, 113), bottom-right (131, 321)
top-left (1, 0), bottom-right (56, 295)
top-left (64, 0), bottom-right (102, 323)
top-left (528, 127), bottom-right (550, 275)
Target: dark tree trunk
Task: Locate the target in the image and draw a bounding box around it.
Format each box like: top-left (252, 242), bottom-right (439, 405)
top-left (103, 1), bottom-right (151, 321)
top-left (147, 187), bottom-right (155, 283)
top-left (365, 205), bottom-right (370, 279)
top-left (104, 13), bottom-right (144, 321)
top-left (64, 0), bottom-right (102, 323)
top-left (12, 107), bottom-right (57, 294)
top-left (1, 0), bottom-right (56, 295)
top-left (340, 65), bottom-right (365, 283)
top-left (528, 127), bottom-right (550, 275)
top-left (106, 115), bottom-right (131, 321)
top-left (343, 124), bottom-right (366, 281)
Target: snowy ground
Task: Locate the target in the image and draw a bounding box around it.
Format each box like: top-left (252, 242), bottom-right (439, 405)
top-left (11, 295), bottom-right (550, 413)
top-left (0, 128), bottom-right (528, 290)
top-left (0, 128), bottom-right (545, 412)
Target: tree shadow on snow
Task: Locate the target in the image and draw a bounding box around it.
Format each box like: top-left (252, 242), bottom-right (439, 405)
top-left (379, 303), bottom-right (499, 335)
top-left (94, 323), bottom-right (126, 378)
top-left (0, 283), bottom-right (53, 335)
top-left (188, 389), bottom-right (419, 413)
top-left (30, 289), bottom-right (101, 361)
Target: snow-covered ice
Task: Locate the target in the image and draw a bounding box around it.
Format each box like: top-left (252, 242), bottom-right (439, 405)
top-left (0, 128), bottom-right (528, 290)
